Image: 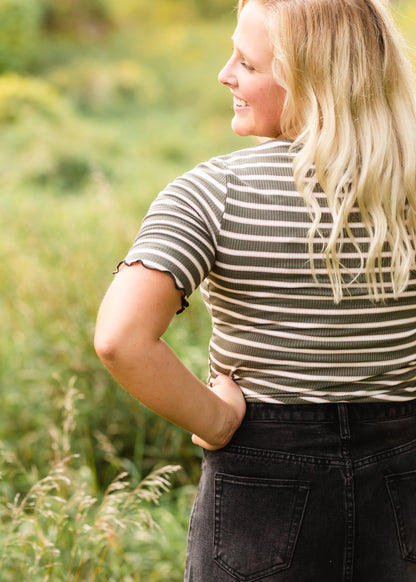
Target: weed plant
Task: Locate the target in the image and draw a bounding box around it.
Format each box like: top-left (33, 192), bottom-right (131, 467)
top-left (1, 1), bottom-right (415, 579)
top-left (0, 10), bottom-right (246, 577)
top-left (0, 379), bottom-right (190, 581)
top-left (0, 6), bottom-right (246, 493)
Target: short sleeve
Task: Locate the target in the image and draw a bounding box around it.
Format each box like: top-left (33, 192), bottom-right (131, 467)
top-left (121, 157), bottom-right (227, 308)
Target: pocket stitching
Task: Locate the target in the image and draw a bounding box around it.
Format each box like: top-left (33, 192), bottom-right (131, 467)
top-left (214, 473), bottom-right (310, 581)
top-left (385, 471), bottom-right (416, 563)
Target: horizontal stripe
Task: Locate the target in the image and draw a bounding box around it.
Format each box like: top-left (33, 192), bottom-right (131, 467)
top-left (216, 246), bottom-right (390, 261)
top-left (212, 325), bottom-right (416, 352)
top-left (213, 260), bottom-right (394, 276)
top-left (208, 270), bottom-right (416, 292)
top-left (205, 278), bottom-right (416, 300)
top-left (125, 139), bottom-right (416, 404)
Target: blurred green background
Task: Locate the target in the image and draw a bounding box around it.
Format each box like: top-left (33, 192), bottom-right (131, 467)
top-left (1, 0), bottom-right (415, 579)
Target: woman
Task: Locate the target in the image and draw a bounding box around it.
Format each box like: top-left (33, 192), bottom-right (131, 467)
top-left (94, 0), bottom-right (416, 580)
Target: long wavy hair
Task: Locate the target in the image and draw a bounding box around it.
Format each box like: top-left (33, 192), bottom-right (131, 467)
top-left (239, 0), bottom-right (416, 302)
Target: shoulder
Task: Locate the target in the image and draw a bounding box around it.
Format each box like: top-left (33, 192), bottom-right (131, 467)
top-left (211, 139), bottom-right (296, 186)
top-left (216, 138), bottom-right (294, 168)
top-left (161, 139), bottom-right (296, 211)
top-left (180, 139), bottom-right (295, 188)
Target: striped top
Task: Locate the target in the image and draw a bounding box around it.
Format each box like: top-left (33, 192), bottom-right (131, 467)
top-left (123, 139), bottom-right (416, 403)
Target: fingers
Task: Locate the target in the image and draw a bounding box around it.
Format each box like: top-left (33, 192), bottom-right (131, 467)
top-left (191, 432), bottom-right (229, 451)
top-left (191, 374), bottom-right (246, 451)
top-left (210, 372), bottom-right (238, 388)
top-left (210, 374), bottom-right (246, 415)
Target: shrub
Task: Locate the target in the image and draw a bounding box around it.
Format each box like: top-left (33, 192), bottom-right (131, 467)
top-left (48, 59), bottom-right (162, 113)
top-left (0, 380), bottom-right (188, 581)
top-left (100, 0), bottom-right (235, 25)
top-left (0, 74), bottom-right (70, 123)
top-left (0, 0), bottom-right (43, 72)
top-left (40, 0), bottom-right (111, 36)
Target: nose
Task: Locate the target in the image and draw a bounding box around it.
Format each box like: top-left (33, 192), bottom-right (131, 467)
top-left (218, 57), bottom-right (236, 88)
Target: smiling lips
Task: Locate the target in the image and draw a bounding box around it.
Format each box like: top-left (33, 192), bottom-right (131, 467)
top-left (234, 96), bottom-right (249, 108)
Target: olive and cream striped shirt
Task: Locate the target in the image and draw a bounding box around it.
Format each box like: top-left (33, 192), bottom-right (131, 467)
top-left (123, 139), bottom-right (416, 404)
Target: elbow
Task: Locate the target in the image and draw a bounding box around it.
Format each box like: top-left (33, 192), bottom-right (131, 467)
top-left (94, 329), bottom-right (120, 367)
top-left (94, 321), bottom-right (132, 369)
top-left (94, 324), bottom-right (152, 371)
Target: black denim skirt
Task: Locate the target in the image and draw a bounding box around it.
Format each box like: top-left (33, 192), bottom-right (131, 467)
top-left (184, 400), bottom-right (416, 582)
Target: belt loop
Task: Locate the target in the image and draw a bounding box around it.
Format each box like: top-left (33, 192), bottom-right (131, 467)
top-left (337, 403), bottom-right (351, 440)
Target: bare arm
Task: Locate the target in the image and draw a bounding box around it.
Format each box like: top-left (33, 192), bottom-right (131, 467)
top-left (94, 263), bottom-right (246, 450)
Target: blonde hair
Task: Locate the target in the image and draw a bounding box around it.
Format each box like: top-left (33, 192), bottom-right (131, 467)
top-left (239, 0), bottom-right (416, 302)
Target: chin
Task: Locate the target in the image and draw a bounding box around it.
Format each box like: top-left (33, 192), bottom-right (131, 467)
top-left (231, 122), bottom-right (254, 137)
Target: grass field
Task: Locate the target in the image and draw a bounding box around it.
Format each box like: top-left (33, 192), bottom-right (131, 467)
top-left (1, 1), bottom-right (416, 579)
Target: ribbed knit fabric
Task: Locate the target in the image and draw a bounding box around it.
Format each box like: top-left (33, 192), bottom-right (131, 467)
top-left (123, 139), bottom-right (416, 403)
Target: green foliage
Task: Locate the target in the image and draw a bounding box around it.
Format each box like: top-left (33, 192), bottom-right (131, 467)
top-left (41, 0), bottom-right (111, 35)
top-left (37, 0), bottom-right (236, 39)
top-left (98, 0), bottom-right (236, 26)
top-left (0, 89), bottom-right (220, 492)
top-left (49, 59), bottom-right (162, 114)
top-left (1, 1), bottom-right (414, 578)
top-left (0, 380), bottom-right (189, 581)
top-left (0, 74), bottom-right (70, 123)
top-left (0, 0), bottom-right (43, 72)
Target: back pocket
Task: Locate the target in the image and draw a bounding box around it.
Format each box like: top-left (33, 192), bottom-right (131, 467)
top-left (385, 470), bottom-right (416, 563)
top-left (214, 473), bottom-right (309, 581)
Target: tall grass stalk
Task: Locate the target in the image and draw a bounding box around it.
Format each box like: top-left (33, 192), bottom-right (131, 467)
top-left (0, 379), bottom-right (183, 581)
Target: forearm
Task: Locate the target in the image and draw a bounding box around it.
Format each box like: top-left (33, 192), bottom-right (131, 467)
top-left (94, 264), bottom-right (245, 449)
top-left (98, 334), bottom-right (239, 448)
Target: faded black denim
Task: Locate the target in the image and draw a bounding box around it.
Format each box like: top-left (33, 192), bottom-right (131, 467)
top-left (184, 400), bottom-right (416, 582)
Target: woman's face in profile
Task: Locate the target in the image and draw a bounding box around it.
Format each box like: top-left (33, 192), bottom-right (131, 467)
top-left (218, 1), bottom-right (286, 139)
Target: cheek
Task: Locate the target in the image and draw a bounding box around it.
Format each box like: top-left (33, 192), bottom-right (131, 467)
top-left (263, 86), bottom-right (285, 119)
top-left (250, 80), bottom-right (284, 112)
